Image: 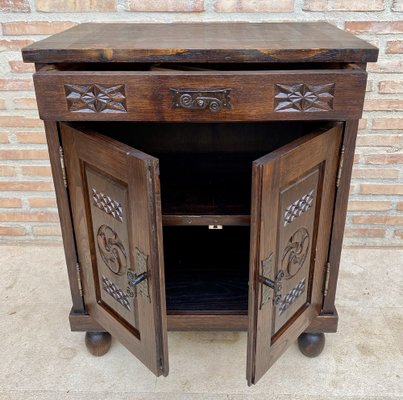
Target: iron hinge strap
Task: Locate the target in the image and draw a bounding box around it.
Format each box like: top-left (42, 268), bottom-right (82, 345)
top-left (59, 145), bottom-right (68, 189)
top-left (323, 262), bottom-right (331, 297)
top-left (336, 145), bottom-right (345, 188)
top-left (76, 262), bottom-right (83, 297)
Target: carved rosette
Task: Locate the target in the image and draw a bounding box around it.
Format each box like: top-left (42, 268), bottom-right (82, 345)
top-left (170, 88), bottom-right (231, 112)
top-left (64, 83), bottom-right (127, 113)
top-left (274, 83), bottom-right (335, 112)
top-left (281, 228), bottom-right (310, 279)
top-left (97, 225), bottom-right (127, 276)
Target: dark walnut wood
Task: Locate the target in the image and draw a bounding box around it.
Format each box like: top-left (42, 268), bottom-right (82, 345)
top-left (23, 22), bottom-right (378, 386)
top-left (22, 22), bottom-right (378, 64)
top-left (85, 332), bottom-right (112, 356)
top-left (298, 332), bottom-right (326, 358)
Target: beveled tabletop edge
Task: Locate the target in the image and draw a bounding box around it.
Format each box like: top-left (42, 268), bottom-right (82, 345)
top-left (22, 22), bottom-right (379, 64)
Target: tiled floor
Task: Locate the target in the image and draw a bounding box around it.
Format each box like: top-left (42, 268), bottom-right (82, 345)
top-left (0, 245), bottom-right (402, 399)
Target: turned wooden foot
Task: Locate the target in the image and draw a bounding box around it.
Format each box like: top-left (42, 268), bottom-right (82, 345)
top-left (298, 332), bottom-right (325, 358)
top-left (85, 332), bottom-right (112, 356)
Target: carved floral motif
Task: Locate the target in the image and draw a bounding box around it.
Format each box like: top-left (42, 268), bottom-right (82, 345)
top-left (281, 228), bottom-right (310, 279)
top-left (97, 225), bottom-right (127, 276)
top-left (64, 83), bottom-right (127, 113)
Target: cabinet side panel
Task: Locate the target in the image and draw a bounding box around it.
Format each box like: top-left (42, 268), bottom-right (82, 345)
top-left (44, 120), bottom-right (84, 312)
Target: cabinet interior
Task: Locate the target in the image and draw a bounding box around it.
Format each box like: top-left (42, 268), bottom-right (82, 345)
top-left (70, 120), bottom-right (336, 315)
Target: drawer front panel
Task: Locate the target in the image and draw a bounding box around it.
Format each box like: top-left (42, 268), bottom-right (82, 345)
top-left (34, 69), bottom-right (367, 121)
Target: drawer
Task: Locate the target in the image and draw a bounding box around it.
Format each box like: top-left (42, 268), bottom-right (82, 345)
top-left (33, 66), bottom-right (367, 122)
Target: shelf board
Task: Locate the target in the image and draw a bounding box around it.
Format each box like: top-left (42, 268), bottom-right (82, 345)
top-left (162, 214), bottom-right (250, 226)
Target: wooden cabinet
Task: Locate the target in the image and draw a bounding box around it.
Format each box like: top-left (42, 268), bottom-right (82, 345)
top-left (22, 22), bottom-right (378, 385)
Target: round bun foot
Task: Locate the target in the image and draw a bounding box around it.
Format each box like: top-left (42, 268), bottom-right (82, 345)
top-left (85, 331), bottom-right (112, 356)
top-left (298, 332), bottom-right (325, 358)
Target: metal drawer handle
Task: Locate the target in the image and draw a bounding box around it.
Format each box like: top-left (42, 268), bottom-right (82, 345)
top-left (127, 270), bottom-right (147, 287)
top-left (170, 88), bottom-right (232, 112)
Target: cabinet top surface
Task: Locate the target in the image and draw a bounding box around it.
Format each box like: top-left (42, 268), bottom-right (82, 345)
top-left (22, 22), bottom-right (378, 64)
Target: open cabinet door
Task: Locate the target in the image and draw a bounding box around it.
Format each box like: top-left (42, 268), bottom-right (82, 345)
top-left (247, 123), bottom-right (343, 385)
top-left (60, 123), bottom-right (168, 376)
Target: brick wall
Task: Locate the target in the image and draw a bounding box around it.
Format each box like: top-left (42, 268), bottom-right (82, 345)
top-left (0, 0), bottom-right (402, 246)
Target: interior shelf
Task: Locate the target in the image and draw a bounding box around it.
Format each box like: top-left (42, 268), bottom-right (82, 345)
top-left (163, 226), bottom-right (250, 313)
top-left (162, 214), bottom-right (250, 226)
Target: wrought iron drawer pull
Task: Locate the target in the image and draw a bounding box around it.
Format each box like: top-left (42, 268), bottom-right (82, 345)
top-left (170, 88), bottom-right (232, 112)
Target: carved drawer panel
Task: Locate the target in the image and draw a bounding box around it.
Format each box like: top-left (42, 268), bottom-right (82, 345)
top-left (33, 67), bottom-right (367, 122)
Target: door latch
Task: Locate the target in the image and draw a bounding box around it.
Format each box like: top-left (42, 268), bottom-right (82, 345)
top-left (260, 253), bottom-right (285, 307)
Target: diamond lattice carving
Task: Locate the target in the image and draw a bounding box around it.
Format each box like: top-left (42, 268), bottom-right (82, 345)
top-left (92, 188), bottom-right (123, 222)
top-left (102, 276), bottom-right (131, 311)
top-left (278, 278), bottom-right (306, 315)
top-left (274, 83), bottom-right (335, 112)
top-left (64, 83), bottom-right (127, 113)
top-left (284, 190), bottom-right (314, 226)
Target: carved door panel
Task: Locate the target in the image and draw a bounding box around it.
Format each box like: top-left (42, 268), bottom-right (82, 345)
top-left (60, 123), bottom-right (168, 376)
top-left (247, 123), bottom-right (343, 385)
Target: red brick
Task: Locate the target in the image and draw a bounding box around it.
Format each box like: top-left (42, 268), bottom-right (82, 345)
top-left (0, 79), bottom-right (33, 91)
top-left (348, 200), bottom-right (392, 211)
top-left (0, 39), bottom-right (33, 50)
top-left (28, 197), bottom-right (57, 208)
top-left (2, 21), bottom-right (76, 35)
top-left (358, 119), bottom-right (367, 130)
top-left (0, 165), bottom-right (16, 176)
top-left (372, 119), bottom-right (403, 130)
top-left (386, 41), bottom-right (403, 54)
top-left (356, 134), bottom-right (403, 147)
top-left (35, 0), bottom-right (117, 12)
top-left (398, 202), bottom-right (403, 211)
top-left (32, 224), bottom-right (61, 236)
top-left (0, 149), bottom-right (49, 160)
top-left (1, 212), bottom-right (59, 222)
top-left (0, 226), bottom-right (26, 236)
top-left (368, 61), bottom-right (403, 73)
top-left (0, 116), bottom-right (42, 128)
top-left (0, 198), bottom-right (22, 208)
top-left (21, 165), bottom-right (52, 176)
top-left (344, 228), bottom-right (385, 238)
top-left (379, 81), bottom-right (403, 94)
top-left (364, 99), bottom-right (403, 111)
top-left (9, 61), bottom-right (35, 73)
top-left (360, 184), bottom-right (403, 195)
top-left (14, 98), bottom-right (38, 110)
top-left (352, 215), bottom-right (403, 225)
top-left (352, 168), bottom-right (399, 179)
top-left (0, 0), bottom-right (30, 12)
top-left (214, 0), bottom-right (294, 12)
top-left (394, 230), bottom-right (403, 239)
top-left (354, 154), bottom-right (360, 163)
top-left (0, 132), bottom-right (9, 143)
top-left (345, 21), bottom-right (403, 34)
top-left (15, 131), bottom-right (46, 144)
top-left (0, 181), bottom-right (54, 191)
top-left (303, 0), bottom-right (384, 11)
top-left (128, 0), bottom-right (204, 11)
top-left (0, 99), bottom-right (5, 110)
top-left (365, 154), bottom-right (403, 164)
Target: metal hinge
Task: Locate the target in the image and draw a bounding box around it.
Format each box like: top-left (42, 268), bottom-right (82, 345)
top-left (59, 145), bottom-right (68, 189)
top-left (76, 262), bottom-right (83, 297)
top-left (323, 262), bottom-right (331, 297)
top-left (336, 145), bottom-right (345, 188)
